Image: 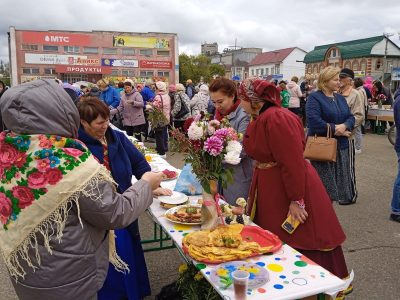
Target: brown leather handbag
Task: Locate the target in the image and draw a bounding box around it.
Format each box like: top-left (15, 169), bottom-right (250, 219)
top-left (304, 124), bottom-right (337, 162)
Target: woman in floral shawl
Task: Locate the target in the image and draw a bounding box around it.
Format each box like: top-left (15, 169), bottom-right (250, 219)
top-left (0, 79), bottom-right (162, 300)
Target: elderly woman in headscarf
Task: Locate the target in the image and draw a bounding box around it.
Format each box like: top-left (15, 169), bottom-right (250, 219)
top-left (0, 79), bottom-right (163, 300)
top-left (238, 78), bottom-right (352, 296)
top-left (190, 84), bottom-right (210, 116)
top-left (152, 81), bottom-right (171, 157)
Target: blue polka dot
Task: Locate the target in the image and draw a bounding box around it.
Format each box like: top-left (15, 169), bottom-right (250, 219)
top-left (169, 230), bottom-right (175, 233)
top-left (275, 257), bottom-right (281, 261)
top-left (178, 230), bottom-right (183, 232)
top-left (279, 275), bottom-right (286, 279)
top-left (247, 289), bottom-right (252, 292)
top-left (274, 284), bottom-right (284, 289)
top-left (296, 255), bottom-right (302, 258)
top-left (256, 262), bottom-right (266, 267)
top-left (247, 292), bottom-right (252, 295)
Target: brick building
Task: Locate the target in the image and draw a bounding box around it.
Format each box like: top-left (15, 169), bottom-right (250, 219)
top-left (8, 27), bottom-right (179, 86)
top-left (304, 36), bottom-right (400, 87)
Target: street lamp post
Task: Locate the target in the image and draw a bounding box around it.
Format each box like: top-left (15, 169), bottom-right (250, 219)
top-left (382, 32), bottom-right (394, 83)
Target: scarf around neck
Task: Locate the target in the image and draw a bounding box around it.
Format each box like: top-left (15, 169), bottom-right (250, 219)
top-left (0, 132), bottom-right (127, 279)
top-left (215, 99), bottom-right (241, 121)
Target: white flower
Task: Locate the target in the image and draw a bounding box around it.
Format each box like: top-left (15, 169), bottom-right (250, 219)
top-left (188, 123), bottom-right (204, 140)
top-left (223, 151), bottom-right (241, 165)
top-left (226, 140), bottom-right (242, 155)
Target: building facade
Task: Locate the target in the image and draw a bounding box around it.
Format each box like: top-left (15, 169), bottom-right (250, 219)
top-left (211, 47), bottom-right (262, 80)
top-left (248, 47), bottom-right (307, 82)
top-left (304, 36), bottom-right (400, 88)
top-left (201, 42), bottom-right (218, 56)
top-left (8, 27), bottom-right (179, 86)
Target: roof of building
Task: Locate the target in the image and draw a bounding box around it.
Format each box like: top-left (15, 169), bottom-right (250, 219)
top-left (249, 47), bottom-right (297, 66)
top-left (304, 36), bottom-right (385, 64)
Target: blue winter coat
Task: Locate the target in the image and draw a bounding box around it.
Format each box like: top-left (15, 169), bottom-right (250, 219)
top-left (78, 127), bottom-right (151, 300)
top-left (306, 90), bottom-right (355, 150)
top-left (141, 86), bottom-right (155, 105)
top-left (99, 86), bottom-right (121, 108)
top-left (394, 97), bottom-right (400, 152)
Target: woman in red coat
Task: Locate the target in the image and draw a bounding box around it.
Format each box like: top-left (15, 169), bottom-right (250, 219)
top-left (239, 78), bottom-right (350, 282)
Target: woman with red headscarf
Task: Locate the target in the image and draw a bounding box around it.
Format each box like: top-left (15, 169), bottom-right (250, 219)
top-left (239, 78), bottom-right (352, 296)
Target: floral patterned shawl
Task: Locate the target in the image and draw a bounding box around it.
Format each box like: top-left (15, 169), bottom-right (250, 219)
top-left (0, 132), bottom-right (127, 279)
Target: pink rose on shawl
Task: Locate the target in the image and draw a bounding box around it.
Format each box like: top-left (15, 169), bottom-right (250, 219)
top-left (0, 132), bottom-right (6, 142)
top-left (37, 158), bottom-right (51, 172)
top-left (46, 168), bottom-right (63, 185)
top-left (63, 148), bottom-right (83, 157)
top-left (0, 192), bottom-right (12, 224)
top-left (27, 171), bottom-right (48, 189)
top-left (14, 151), bottom-right (28, 168)
top-left (39, 135), bottom-right (53, 148)
top-left (0, 167), bottom-right (4, 179)
top-left (12, 186), bottom-right (35, 209)
top-left (0, 144), bottom-right (18, 168)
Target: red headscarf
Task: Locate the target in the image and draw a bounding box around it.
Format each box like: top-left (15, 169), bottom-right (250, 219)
top-left (238, 79), bottom-right (281, 107)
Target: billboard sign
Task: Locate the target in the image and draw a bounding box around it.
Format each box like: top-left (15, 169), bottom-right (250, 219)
top-left (139, 60), bottom-right (172, 69)
top-left (113, 36), bottom-right (170, 49)
top-left (392, 67), bottom-right (400, 81)
top-left (55, 65), bottom-right (112, 74)
top-left (25, 53), bottom-right (88, 65)
top-left (101, 59), bottom-right (138, 68)
top-left (21, 31), bottom-right (91, 46)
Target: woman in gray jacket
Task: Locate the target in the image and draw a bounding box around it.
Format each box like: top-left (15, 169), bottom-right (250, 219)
top-left (0, 79), bottom-right (162, 300)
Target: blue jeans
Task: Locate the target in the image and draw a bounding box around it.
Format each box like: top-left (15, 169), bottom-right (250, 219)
top-left (391, 151), bottom-right (400, 215)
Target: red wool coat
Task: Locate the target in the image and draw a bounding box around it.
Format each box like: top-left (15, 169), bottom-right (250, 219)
top-left (243, 106), bottom-right (346, 250)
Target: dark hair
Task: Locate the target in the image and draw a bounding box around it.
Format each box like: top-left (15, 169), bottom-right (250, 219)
top-left (353, 78), bottom-right (364, 88)
top-left (209, 77), bottom-right (237, 99)
top-left (118, 81), bottom-right (124, 88)
top-left (77, 97), bottom-right (110, 124)
top-left (374, 81), bottom-right (383, 93)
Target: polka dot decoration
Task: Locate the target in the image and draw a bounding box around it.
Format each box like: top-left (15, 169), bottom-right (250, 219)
top-left (267, 264), bottom-right (284, 272)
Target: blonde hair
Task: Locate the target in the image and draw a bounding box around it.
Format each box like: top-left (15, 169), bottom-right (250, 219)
top-left (96, 78), bottom-right (109, 88)
top-left (176, 83), bottom-right (185, 92)
top-left (317, 66), bottom-right (340, 93)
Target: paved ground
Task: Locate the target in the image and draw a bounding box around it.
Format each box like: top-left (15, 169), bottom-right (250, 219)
top-left (1, 133), bottom-right (400, 299)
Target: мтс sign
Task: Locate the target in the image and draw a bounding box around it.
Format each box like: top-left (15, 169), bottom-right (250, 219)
top-left (44, 35), bottom-right (70, 43)
top-left (21, 31), bottom-right (90, 46)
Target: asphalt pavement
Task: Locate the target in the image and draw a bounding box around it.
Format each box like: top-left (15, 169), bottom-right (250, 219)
top-left (0, 133), bottom-right (399, 300)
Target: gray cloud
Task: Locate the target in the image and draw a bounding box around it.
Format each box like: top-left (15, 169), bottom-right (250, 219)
top-left (1, 0), bottom-right (400, 63)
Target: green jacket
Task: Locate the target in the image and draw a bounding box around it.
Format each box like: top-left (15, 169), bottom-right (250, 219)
top-left (281, 89), bottom-right (290, 108)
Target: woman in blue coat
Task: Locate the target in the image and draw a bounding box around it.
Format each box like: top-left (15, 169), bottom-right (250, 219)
top-left (97, 78), bottom-right (121, 108)
top-left (77, 97), bottom-right (170, 300)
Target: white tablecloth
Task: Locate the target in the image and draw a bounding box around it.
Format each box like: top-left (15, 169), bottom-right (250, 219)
top-left (144, 154), bottom-right (348, 300)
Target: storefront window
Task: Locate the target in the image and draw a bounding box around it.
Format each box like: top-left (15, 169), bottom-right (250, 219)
top-left (61, 74), bottom-right (88, 83)
top-left (344, 61), bottom-right (351, 69)
top-left (121, 70), bottom-right (135, 77)
top-left (360, 59), bottom-right (367, 71)
top-left (157, 50), bottom-right (170, 56)
top-left (122, 48), bottom-right (135, 55)
top-left (111, 69), bottom-right (119, 76)
top-left (22, 68), bottom-right (39, 74)
top-left (140, 49), bottom-right (153, 56)
top-left (157, 71), bottom-right (169, 77)
top-left (103, 48), bottom-right (118, 55)
top-left (22, 44), bottom-right (38, 51)
top-left (43, 45), bottom-right (58, 52)
top-left (64, 46), bottom-right (80, 54)
top-left (44, 68), bottom-right (56, 75)
top-left (275, 64), bottom-right (280, 74)
top-left (140, 70), bottom-right (154, 77)
top-left (83, 47), bottom-right (99, 54)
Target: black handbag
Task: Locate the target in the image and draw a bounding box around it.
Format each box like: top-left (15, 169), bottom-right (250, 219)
top-left (174, 94), bottom-right (190, 119)
top-left (111, 108), bottom-right (124, 129)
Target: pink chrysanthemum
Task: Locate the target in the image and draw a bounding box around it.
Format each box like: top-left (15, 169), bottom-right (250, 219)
top-left (204, 136), bottom-right (224, 156)
top-left (214, 128), bottom-right (229, 140)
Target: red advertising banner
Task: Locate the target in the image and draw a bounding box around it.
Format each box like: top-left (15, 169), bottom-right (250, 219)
top-left (21, 31), bottom-right (91, 46)
top-left (55, 65), bottom-right (112, 74)
top-left (140, 60), bottom-right (172, 69)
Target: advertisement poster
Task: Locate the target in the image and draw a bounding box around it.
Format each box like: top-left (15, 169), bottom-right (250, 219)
top-left (101, 59), bottom-right (138, 68)
top-left (25, 53), bottom-right (88, 65)
top-left (55, 65), bottom-right (112, 74)
top-left (21, 31), bottom-right (91, 46)
top-left (113, 36), bottom-right (170, 49)
top-left (21, 75), bottom-right (57, 83)
top-left (139, 60), bottom-right (172, 69)
top-left (392, 67), bottom-right (400, 81)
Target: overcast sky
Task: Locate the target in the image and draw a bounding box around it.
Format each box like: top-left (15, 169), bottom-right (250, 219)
top-left (1, 0), bottom-right (400, 63)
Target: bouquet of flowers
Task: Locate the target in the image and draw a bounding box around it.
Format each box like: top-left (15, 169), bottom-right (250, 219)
top-left (376, 93), bottom-right (387, 108)
top-left (146, 101), bottom-right (168, 129)
top-left (171, 114), bottom-right (242, 194)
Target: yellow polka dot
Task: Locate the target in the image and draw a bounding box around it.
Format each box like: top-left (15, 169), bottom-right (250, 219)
top-left (267, 263), bottom-right (284, 272)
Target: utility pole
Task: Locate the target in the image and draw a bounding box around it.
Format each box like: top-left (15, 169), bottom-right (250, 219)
top-left (382, 32), bottom-right (394, 83)
top-left (228, 38), bottom-right (242, 78)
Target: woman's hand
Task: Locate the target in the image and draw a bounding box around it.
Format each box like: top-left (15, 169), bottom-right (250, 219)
top-left (334, 124), bottom-right (347, 136)
top-left (153, 187), bottom-right (173, 197)
top-left (288, 201), bottom-right (308, 224)
top-left (142, 172), bottom-right (163, 190)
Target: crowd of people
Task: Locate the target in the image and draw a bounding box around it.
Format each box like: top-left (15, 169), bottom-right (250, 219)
top-left (0, 68), bottom-right (399, 299)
